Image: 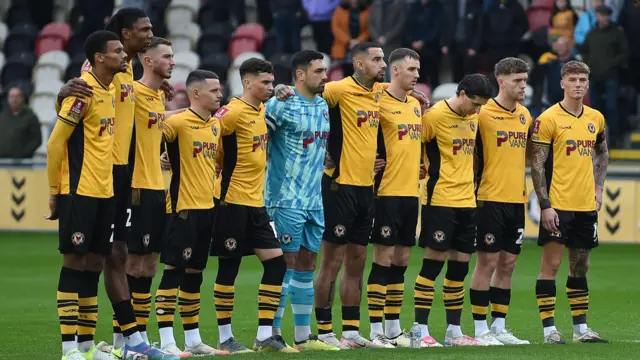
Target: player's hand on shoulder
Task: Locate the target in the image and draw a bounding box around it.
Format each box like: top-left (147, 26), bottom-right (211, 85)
top-left (541, 208), bottom-right (559, 232)
top-left (410, 89), bottom-right (430, 112)
top-left (45, 194), bottom-right (59, 221)
top-left (274, 84), bottom-right (295, 101)
top-left (160, 151), bottom-right (171, 170)
top-left (161, 80), bottom-right (175, 101)
top-left (419, 164), bottom-right (427, 180)
top-left (60, 78), bottom-right (93, 99)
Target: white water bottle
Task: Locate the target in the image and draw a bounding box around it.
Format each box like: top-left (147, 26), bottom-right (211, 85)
top-left (409, 322), bottom-right (422, 348)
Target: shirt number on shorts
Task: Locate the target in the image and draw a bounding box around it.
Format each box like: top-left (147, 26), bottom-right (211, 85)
top-left (109, 208), bottom-right (132, 243)
top-left (515, 228), bottom-right (524, 245)
top-left (593, 223), bottom-right (598, 242)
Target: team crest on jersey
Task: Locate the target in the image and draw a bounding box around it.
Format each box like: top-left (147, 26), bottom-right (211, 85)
top-left (323, 110), bottom-right (329, 119)
top-left (279, 233), bottom-right (292, 245)
top-left (182, 247), bottom-right (192, 260)
top-left (142, 234), bottom-right (150, 247)
top-left (469, 121), bottom-right (476, 132)
top-left (380, 226), bottom-right (392, 238)
top-left (112, 96), bottom-right (116, 108)
top-left (414, 107), bottom-right (420, 117)
top-left (433, 230), bottom-right (445, 243)
top-left (71, 232), bottom-right (85, 246)
top-left (519, 114), bottom-right (526, 125)
top-left (334, 224), bottom-right (346, 238)
top-left (214, 106), bottom-right (229, 119)
top-left (212, 125), bottom-right (218, 136)
top-left (68, 99), bottom-right (87, 121)
top-left (484, 233), bottom-right (495, 245)
top-left (588, 123), bottom-right (596, 133)
top-left (225, 238), bottom-right (237, 251)
top-left (375, 92), bottom-right (380, 103)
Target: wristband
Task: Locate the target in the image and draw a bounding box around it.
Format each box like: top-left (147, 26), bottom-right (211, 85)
top-left (540, 199), bottom-right (551, 210)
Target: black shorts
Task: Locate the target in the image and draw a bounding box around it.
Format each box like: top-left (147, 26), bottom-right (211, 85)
top-left (112, 165), bottom-right (132, 243)
top-left (129, 188), bottom-right (167, 254)
top-left (538, 210), bottom-right (599, 249)
top-left (58, 193), bottom-right (115, 256)
top-left (323, 183), bottom-right (375, 246)
top-left (476, 201), bottom-right (525, 255)
top-left (419, 205), bottom-right (476, 254)
top-left (211, 202), bottom-right (280, 258)
top-left (371, 196), bottom-right (418, 247)
top-left (163, 208), bottom-right (215, 270)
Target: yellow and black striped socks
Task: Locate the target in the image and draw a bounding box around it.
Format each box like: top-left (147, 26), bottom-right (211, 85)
top-left (181, 272), bottom-right (204, 347)
top-left (489, 286), bottom-right (511, 331)
top-left (566, 276), bottom-right (589, 332)
top-left (470, 288), bottom-right (489, 336)
top-left (215, 257), bottom-right (241, 344)
top-left (316, 308), bottom-right (333, 336)
top-left (128, 275), bottom-right (153, 343)
top-left (156, 268), bottom-right (181, 348)
top-left (367, 262), bottom-right (388, 336)
top-left (77, 271), bottom-right (100, 352)
top-left (342, 306), bottom-right (360, 336)
top-left (384, 265), bottom-right (407, 338)
top-left (443, 260), bottom-right (469, 332)
top-left (257, 256), bottom-right (286, 341)
top-left (536, 279), bottom-right (557, 331)
top-left (414, 259), bottom-right (444, 336)
top-left (57, 267), bottom-right (81, 355)
top-left (112, 299), bottom-right (144, 346)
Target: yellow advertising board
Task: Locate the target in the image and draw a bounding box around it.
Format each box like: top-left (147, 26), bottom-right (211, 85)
top-left (0, 168), bottom-right (638, 244)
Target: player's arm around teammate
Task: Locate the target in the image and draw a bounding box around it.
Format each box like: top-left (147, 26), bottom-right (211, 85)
top-left (415, 75), bottom-right (492, 347)
top-left (469, 58), bottom-right (532, 346)
top-left (365, 48), bottom-right (423, 348)
top-left (530, 60), bottom-right (609, 345)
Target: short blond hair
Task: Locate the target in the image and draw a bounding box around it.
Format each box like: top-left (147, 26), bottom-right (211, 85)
top-left (561, 60), bottom-right (590, 78)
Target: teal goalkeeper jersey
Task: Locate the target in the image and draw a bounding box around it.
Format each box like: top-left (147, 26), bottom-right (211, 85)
top-left (264, 89), bottom-right (330, 210)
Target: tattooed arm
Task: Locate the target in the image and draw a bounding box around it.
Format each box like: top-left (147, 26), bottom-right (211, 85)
top-left (531, 142), bottom-right (551, 206)
top-left (593, 135), bottom-right (609, 211)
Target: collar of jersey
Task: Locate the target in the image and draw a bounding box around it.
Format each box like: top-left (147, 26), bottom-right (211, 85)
top-left (87, 71), bottom-right (109, 91)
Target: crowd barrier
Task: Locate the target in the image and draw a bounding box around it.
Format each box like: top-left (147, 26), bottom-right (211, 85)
top-left (0, 165), bottom-right (638, 243)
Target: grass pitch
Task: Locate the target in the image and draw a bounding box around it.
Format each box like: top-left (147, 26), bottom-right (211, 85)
top-left (1, 232), bottom-right (639, 359)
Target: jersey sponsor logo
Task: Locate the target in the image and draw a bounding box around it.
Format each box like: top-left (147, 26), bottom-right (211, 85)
top-left (213, 106), bottom-right (229, 118)
top-left (519, 114), bottom-right (526, 125)
top-left (588, 123), bottom-right (596, 133)
top-left (302, 130), bottom-right (329, 149)
top-left (120, 84), bottom-right (134, 102)
top-left (566, 139), bottom-right (595, 156)
top-left (252, 133), bottom-right (268, 152)
top-left (397, 124), bottom-right (422, 140)
top-left (356, 110), bottom-right (380, 128)
top-left (496, 131), bottom-right (527, 148)
top-left (68, 98), bottom-right (87, 121)
top-left (452, 138), bottom-right (475, 155)
top-left (148, 112), bottom-right (165, 130)
top-left (193, 141), bottom-right (218, 158)
top-left (99, 117), bottom-right (115, 136)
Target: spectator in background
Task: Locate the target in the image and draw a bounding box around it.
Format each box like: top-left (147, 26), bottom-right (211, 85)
top-left (0, 87), bottom-right (42, 159)
top-left (211, 0), bottom-right (247, 25)
top-left (606, 0), bottom-right (625, 20)
top-left (538, 36), bottom-right (576, 107)
top-left (166, 89), bottom-right (190, 111)
top-left (406, 0), bottom-right (445, 87)
top-left (271, 0), bottom-right (303, 53)
top-left (618, 0), bottom-right (640, 93)
top-left (582, 5), bottom-right (628, 146)
top-left (483, 0), bottom-right (528, 93)
top-left (549, 0), bottom-right (578, 41)
top-left (303, 0), bottom-right (341, 55)
top-left (368, 0), bottom-right (406, 65)
top-left (441, 0), bottom-right (484, 83)
top-left (331, 0), bottom-right (370, 75)
top-left (574, 0), bottom-right (604, 48)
